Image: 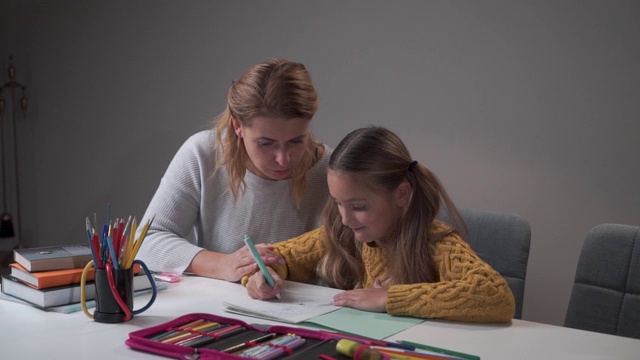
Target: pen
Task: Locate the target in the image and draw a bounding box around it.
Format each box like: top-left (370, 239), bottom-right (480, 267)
top-left (372, 347), bottom-right (454, 360)
top-left (282, 338), bottom-right (334, 359)
top-left (184, 325), bottom-right (246, 348)
top-left (258, 337), bottom-right (306, 360)
top-left (172, 323), bottom-right (228, 346)
top-left (112, 219), bottom-right (120, 259)
top-left (163, 322), bottom-right (223, 344)
top-left (222, 332), bottom-right (277, 353)
top-left (320, 331), bottom-right (413, 351)
top-left (90, 232), bottom-right (103, 269)
top-left (397, 340), bottom-right (480, 360)
top-left (238, 334), bottom-right (302, 358)
top-left (318, 355), bottom-right (338, 360)
top-left (171, 324), bottom-right (225, 345)
top-left (106, 235), bottom-right (119, 270)
top-left (149, 319), bottom-right (207, 341)
top-left (244, 234), bottom-right (281, 300)
top-left (85, 217), bottom-right (93, 242)
top-left (101, 223), bottom-right (109, 266)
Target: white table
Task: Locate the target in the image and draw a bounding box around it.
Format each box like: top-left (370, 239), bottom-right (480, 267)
top-left (1, 276), bottom-right (639, 359)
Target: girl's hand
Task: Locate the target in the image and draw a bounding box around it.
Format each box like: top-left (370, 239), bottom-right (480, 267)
top-left (332, 279), bottom-right (388, 312)
top-left (246, 266), bottom-right (284, 300)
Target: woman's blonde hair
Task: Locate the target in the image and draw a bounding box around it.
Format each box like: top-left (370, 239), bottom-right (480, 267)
top-left (317, 126), bottom-right (465, 289)
top-left (214, 58), bottom-right (319, 204)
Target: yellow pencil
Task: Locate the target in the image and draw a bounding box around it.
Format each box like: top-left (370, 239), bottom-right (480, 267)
top-left (161, 322), bottom-right (219, 344)
top-left (123, 217), bottom-right (137, 268)
top-left (125, 215), bottom-right (154, 269)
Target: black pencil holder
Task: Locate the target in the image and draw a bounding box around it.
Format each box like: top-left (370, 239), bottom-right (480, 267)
top-left (94, 267), bottom-right (134, 323)
top-left (81, 259), bottom-right (157, 323)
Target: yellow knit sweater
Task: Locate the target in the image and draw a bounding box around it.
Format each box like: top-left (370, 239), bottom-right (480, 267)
top-left (249, 221), bottom-right (515, 323)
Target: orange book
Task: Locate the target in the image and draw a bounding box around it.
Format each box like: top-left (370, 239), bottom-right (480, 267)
top-left (8, 263), bottom-right (141, 289)
top-left (9, 263), bottom-right (95, 289)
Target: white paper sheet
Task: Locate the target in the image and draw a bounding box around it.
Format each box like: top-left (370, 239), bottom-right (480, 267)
top-left (222, 281), bottom-right (342, 323)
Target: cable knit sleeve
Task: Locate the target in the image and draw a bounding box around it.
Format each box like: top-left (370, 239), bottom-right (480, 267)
top-left (240, 227), bottom-right (327, 286)
top-left (386, 233), bottom-right (516, 323)
top-left (271, 227), bottom-right (328, 283)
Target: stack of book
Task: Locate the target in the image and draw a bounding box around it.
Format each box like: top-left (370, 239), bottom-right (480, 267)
top-left (0, 243), bottom-right (153, 310)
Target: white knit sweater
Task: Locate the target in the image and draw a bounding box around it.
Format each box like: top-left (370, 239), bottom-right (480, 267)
top-left (136, 130), bottom-right (332, 273)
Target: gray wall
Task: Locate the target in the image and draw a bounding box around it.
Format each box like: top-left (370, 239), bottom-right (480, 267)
top-left (1, 0), bottom-right (638, 326)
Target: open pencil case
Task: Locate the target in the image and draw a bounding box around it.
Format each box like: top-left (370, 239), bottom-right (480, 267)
top-left (125, 312), bottom-right (391, 360)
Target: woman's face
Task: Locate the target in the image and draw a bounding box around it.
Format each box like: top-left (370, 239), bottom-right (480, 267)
top-left (328, 170), bottom-right (409, 244)
top-left (234, 116), bottom-right (311, 180)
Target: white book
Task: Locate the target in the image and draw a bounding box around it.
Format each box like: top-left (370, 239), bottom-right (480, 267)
top-left (1, 273), bottom-right (153, 308)
top-left (0, 283), bottom-right (168, 313)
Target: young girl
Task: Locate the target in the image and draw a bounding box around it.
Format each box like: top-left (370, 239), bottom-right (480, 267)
top-left (137, 58), bottom-right (332, 282)
top-left (245, 126), bottom-right (515, 322)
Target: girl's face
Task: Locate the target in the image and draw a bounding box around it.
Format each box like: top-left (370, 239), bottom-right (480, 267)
top-left (234, 116), bottom-right (311, 180)
top-left (328, 170), bottom-right (410, 244)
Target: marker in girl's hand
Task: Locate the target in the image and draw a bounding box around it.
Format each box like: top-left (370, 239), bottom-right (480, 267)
top-left (244, 235), bottom-right (281, 300)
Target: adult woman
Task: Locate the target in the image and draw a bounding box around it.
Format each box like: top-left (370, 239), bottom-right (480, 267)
top-left (246, 126), bottom-right (515, 322)
top-left (137, 58), bottom-right (331, 282)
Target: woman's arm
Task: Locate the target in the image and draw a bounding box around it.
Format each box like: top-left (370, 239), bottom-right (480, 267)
top-left (136, 133), bottom-right (207, 274)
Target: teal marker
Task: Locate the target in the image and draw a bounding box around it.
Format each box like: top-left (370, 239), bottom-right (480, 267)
top-left (244, 235), bottom-right (281, 299)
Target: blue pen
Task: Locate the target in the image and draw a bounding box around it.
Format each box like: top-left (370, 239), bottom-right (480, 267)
top-left (244, 235), bottom-right (281, 300)
top-left (106, 235), bottom-right (119, 270)
top-left (100, 223), bottom-right (109, 265)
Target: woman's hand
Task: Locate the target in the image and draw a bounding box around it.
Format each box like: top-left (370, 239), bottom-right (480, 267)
top-left (224, 243), bottom-right (285, 281)
top-left (188, 243), bottom-right (285, 282)
top-left (246, 266), bottom-right (285, 300)
top-left (332, 279), bottom-right (388, 312)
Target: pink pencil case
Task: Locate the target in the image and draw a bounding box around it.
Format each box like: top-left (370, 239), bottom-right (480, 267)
top-left (125, 312), bottom-right (391, 360)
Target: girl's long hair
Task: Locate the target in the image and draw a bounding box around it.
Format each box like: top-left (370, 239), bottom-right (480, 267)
top-left (317, 126), bottom-right (465, 289)
top-left (213, 58), bottom-right (319, 205)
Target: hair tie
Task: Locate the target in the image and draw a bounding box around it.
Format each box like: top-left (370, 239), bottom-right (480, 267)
top-left (408, 160), bottom-right (418, 172)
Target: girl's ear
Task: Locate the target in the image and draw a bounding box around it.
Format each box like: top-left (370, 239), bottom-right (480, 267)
top-left (395, 179), bottom-right (412, 208)
top-left (231, 117), bottom-right (242, 137)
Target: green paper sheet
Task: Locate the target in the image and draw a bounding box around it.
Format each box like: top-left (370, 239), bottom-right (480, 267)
top-left (302, 307), bottom-right (423, 340)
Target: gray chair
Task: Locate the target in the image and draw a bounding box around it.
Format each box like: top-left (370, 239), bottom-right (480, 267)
top-left (564, 223), bottom-right (640, 339)
top-left (439, 208), bottom-right (531, 319)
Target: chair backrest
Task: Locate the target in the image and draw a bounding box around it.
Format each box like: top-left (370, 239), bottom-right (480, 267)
top-left (564, 223), bottom-right (640, 339)
top-left (439, 208), bottom-right (531, 319)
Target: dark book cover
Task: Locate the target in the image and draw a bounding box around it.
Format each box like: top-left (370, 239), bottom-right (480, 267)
top-left (13, 244), bottom-right (93, 272)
